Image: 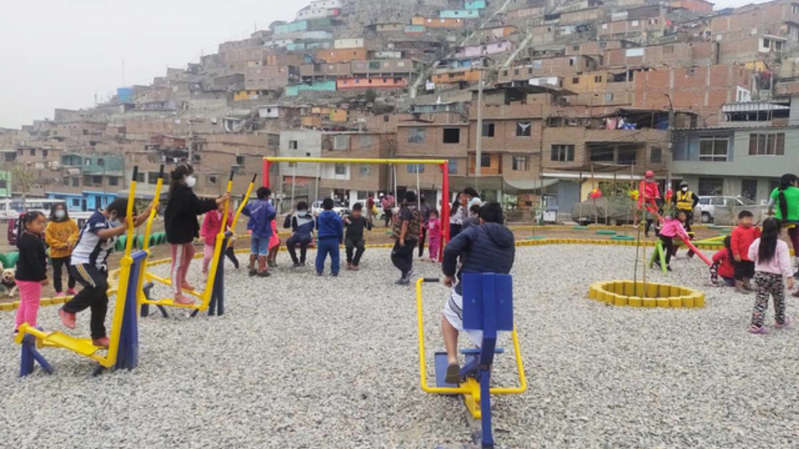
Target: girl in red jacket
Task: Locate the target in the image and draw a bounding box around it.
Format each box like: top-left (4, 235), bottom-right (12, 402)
top-left (711, 236), bottom-right (735, 287)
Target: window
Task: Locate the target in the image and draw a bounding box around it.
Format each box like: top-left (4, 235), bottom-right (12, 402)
top-left (62, 177), bottom-right (69, 186)
top-left (408, 127), bottom-right (426, 144)
top-left (407, 164), bottom-right (424, 173)
top-left (360, 135), bottom-right (373, 148)
top-left (749, 133), bottom-right (784, 155)
top-left (698, 178), bottom-right (723, 196)
top-left (617, 147), bottom-right (636, 165)
top-left (604, 92), bottom-right (614, 101)
top-left (480, 154), bottom-right (491, 168)
top-left (0, 180), bottom-right (5, 189)
top-left (594, 75), bottom-right (602, 82)
top-left (4, 153), bottom-right (14, 162)
top-left (551, 144), bottom-right (575, 162)
top-left (289, 140), bottom-right (298, 150)
top-left (148, 172), bottom-right (159, 185)
top-left (135, 173), bottom-right (145, 182)
top-left (92, 176), bottom-right (102, 185)
top-left (359, 165), bottom-right (371, 176)
top-left (741, 179), bottom-right (757, 201)
top-left (333, 135), bottom-right (350, 151)
top-left (481, 123), bottom-right (495, 137)
top-left (793, 4), bottom-right (799, 14)
top-left (30, 148), bottom-right (36, 156)
top-left (512, 156), bottom-right (529, 171)
top-left (97, 158), bottom-right (104, 166)
top-left (650, 147), bottom-right (662, 163)
top-left (590, 147), bottom-right (614, 162)
top-left (568, 57), bottom-right (576, 66)
top-left (72, 199), bottom-right (81, 207)
top-left (72, 178), bottom-right (79, 187)
top-left (236, 155), bottom-right (245, 165)
top-left (334, 164), bottom-right (347, 175)
top-left (42, 150), bottom-right (48, 158)
top-left (516, 121), bottom-right (531, 137)
top-left (109, 177), bottom-right (118, 186)
top-left (699, 138), bottom-right (729, 161)
top-left (443, 128), bottom-right (461, 143)
top-left (572, 77), bottom-right (580, 84)
top-left (448, 160), bottom-right (457, 174)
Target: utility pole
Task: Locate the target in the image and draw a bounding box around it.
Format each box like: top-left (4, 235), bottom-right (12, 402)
top-left (475, 69), bottom-right (484, 180)
top-left (664, 93), bottom-right (674, 187)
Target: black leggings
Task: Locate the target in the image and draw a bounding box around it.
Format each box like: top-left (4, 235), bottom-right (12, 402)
top-left (224, 247), bottom-right (239, 269)
top-left (660, 236), bottom-right (676, 265)
top-left (51, 256), bottom-right (76, 293)
top-left (418, 225), bottom-right (427, 257)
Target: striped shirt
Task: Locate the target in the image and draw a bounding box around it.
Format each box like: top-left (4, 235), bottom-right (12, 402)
top-left (71, 211), bottom-right (115, 270)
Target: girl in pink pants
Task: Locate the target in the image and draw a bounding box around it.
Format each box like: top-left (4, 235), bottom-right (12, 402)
top-left (14, 211), bottom-right (48, 332)
top-left (427, 210), bottom-right (442, 263)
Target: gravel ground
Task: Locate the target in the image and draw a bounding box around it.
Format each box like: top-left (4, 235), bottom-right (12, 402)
top-left (1, 244), bottom-right (798, 449)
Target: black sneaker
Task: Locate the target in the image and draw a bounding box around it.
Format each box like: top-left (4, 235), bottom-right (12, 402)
top-left (256, 271), bottom-right (270, 278)
top-left (248, 269), bottom-right (257, 277)
top-left (292, 262), bottom-right (302, 268)
top-left (445, 363), bottom-right (460, 384)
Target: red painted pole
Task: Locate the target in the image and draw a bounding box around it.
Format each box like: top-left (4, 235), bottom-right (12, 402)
top-left (263, 159), bottom-right (271, 188)
top-left (441, 162), bottom-right (450, 247)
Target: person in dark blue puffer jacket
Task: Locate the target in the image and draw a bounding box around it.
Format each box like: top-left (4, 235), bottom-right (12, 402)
top-left (440, 202), bottom-right (515, 384)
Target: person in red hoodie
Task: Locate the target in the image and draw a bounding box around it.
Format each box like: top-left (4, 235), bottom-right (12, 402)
top-left (637, 170), bottom-right (662, 237)
top-left (730, 210), bottom-right (761, 293)
top-left (711, 236), bottom-right (735, 287)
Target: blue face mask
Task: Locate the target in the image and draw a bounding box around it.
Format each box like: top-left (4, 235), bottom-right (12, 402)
top-left (109, 217), bottom-right (122, 228)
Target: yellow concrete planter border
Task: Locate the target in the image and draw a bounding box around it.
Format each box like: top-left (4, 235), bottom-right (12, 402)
top-left (588, 280), bottom-right (705, 309)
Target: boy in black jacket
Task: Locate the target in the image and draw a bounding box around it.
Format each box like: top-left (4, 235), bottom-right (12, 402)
top-left (440, 202), bottom-right (515, 384)
top-left (344, 203), bottom-right (372, 270)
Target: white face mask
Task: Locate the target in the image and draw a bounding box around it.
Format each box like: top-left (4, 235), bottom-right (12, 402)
top-left (297, 210), bottom-right (308, 217)
top-left (681, 187), bottom-right (688, 192)
top-left (54, 210), bottom-right (65, 219)
top-left (109, 218), bottom-right (122, 228)
top-left (185, 175), bottom-right (197, 188)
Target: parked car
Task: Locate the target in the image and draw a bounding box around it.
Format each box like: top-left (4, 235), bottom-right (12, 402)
top-left (311, 200), bottom-right (348, 216)
top-left (697, 196), bottom-right (768, 225)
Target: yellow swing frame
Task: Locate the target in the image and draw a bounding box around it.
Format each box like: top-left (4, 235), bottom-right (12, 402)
top-left (138, 171), bottom-right (256, 312)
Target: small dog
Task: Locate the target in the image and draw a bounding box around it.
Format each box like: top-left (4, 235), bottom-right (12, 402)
top-left (1, 268), bottom-right (17, 298)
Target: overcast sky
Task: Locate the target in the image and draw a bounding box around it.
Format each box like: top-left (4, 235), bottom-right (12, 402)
top-left (0, 0), bottom-right (769, 129)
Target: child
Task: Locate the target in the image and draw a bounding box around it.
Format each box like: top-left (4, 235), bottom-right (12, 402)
top-left (284, 201), bottom-right (315, 268)
top-left (656, 210), bottom-right (690, 271)
top-left (748, 218), bottom-right (794, 334)
top-left (344, 203), bottom-right (372, 270)
top-left (639, 170), bottom-right (662, 237)
top-left (14, 211), bottom-right (48, 333)
top-left (60, 199), bottom-right (152, 348)
top-left (427, 209), bottom-right (442, 262)
top-left (392, 191), bottom-right (421, 285)
top-left (164, 164), bottom-right (229, 304)
top-left (461, 203), bottom-right (482, 231)
top-left (710, 236), bottom-right (735, 287)
top-left (731, 210), bottom-right (761, 294)
top-left (769, 173), bottom-right (799, 274)
top-left (315, 198), bottom-right (343, 276)
top-left (44, 203), bottom-right (79, 297)
top-left (199, 203), bottom-right (238, 275)
top-left (441, 202), bottom-right (515, 383)
top-left (242, 187), bottom-right (276, 277)
top-left (267, 219), bottom-right (280, 268)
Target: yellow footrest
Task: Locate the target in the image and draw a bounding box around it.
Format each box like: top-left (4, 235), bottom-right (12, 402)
top-left (39, 332), bottom-right (99, 357)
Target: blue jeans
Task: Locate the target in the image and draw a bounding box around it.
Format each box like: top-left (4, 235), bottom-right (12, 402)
top-left (315, 238), bottom-right (340, 275)
top-left (250, 236), bottom-right (270, 256)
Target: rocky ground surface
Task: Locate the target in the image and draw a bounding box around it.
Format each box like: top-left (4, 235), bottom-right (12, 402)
top-left (1, 243), bottom-right (794, 449)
